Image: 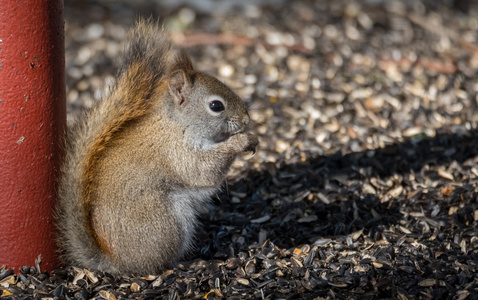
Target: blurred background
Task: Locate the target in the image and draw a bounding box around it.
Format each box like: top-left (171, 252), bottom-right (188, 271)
top-left (64, 0), bottom-right (478, 155)
top-left (64, 0), bottom-right (478, 188)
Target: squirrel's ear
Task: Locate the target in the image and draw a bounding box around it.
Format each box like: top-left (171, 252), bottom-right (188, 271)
top-left (170, 50), bottom-right (194, 72)
top-left (168, 69), bottom-right (192, 106)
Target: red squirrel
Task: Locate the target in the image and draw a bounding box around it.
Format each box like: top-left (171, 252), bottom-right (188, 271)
top-left (56, 20), bottom-right (258, 275)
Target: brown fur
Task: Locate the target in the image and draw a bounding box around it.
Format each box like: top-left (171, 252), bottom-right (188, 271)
top-left (56, 19), bottom-right (258, 275)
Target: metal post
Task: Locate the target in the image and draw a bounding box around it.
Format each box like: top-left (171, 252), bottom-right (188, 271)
top-left (0, 0), bottom-right (65, 271)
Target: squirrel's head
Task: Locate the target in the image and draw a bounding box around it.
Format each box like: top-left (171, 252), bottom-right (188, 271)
top-left (164, 51), bottom-right (250, 149)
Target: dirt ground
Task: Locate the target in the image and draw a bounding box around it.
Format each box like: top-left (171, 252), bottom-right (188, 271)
top-left (2, 0), bottom-right (478, 299)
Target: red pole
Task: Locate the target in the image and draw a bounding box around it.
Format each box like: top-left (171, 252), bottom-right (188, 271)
top-left (0, 0), bottom-right (65, 271)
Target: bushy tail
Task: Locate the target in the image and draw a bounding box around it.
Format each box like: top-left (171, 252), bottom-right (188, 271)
top-left (57, 19), bottom-right (172, 264)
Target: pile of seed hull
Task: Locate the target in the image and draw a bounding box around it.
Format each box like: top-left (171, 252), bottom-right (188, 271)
top-left (2, 0), bottom-right (478, 299)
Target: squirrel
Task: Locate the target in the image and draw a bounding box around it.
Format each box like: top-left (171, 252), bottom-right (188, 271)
top-left (56, 19), bottom-right (258, 275)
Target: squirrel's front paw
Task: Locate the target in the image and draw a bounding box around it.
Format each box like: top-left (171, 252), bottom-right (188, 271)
top-left (243, 138), bottom-right (259, 159)
top-left (230, 132), bottom-right (258, 157)
top-left (243, 133), bottom-right (259, 154)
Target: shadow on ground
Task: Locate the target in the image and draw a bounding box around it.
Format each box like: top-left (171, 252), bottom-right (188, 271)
top-left (195, 129), bottom-right (478, 259)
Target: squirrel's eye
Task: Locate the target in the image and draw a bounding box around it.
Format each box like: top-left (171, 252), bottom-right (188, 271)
top-left (209, 100), bottom-right (225, 112)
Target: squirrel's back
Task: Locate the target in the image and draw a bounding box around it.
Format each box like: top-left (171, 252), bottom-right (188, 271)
top-left (56, 20), bottom-right (173, 273)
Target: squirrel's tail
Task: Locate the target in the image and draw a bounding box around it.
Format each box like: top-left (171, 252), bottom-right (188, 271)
top-left (56, 19), bottom-right (172, 266)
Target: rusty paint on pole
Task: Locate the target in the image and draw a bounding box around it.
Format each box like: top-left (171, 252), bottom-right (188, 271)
top-left (0, 0), bottom-right (65, 271)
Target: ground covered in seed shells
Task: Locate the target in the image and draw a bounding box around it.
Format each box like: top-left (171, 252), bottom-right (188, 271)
top-left (2, 0), bottom-right (478, 299)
